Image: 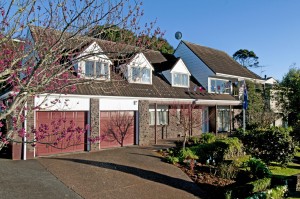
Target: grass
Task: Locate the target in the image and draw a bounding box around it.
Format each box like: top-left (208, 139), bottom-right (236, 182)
top-left (270, 162), bottom-right (300, 177)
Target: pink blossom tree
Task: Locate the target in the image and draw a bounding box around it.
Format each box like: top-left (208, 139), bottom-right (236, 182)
top-left (0, 0), bottom-right (162, 151)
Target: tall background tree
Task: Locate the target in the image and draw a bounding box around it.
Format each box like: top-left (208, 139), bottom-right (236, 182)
top-left (0, 0), bottom-right (162, 151)
top-left (233, 49), bottom-right (259, 68)
top-left (280, 65), bottom-right (300, 126)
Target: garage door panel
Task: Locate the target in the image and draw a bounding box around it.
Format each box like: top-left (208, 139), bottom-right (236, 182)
top-left (100, 111), bottom-right (135, 149)
top-left (36, 111), bottom-right (86, 156)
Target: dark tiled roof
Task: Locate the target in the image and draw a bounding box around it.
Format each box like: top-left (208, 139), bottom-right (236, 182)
top-left (72, 69), bottom-right (237, 102)
top-left (182, 41), bottom-right (262, 79)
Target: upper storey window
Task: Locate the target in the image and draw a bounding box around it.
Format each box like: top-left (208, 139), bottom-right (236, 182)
top-left (131, 66), bottom-right (151, 84)
top-left (85, 61), bottom-right (109, 79)
top-left (172, 73), bottom-right (189, 87)
top-left (210, 79), bottom-right (231, 94)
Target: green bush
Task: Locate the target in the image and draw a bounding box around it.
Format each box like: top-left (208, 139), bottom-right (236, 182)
top-left (178, 148), bottom-right (198, 163)
top-left (240, 127), bottom-right (295, 166)
top-left (201, 133), bottom-right (216, 144)
top-left (217, 161), bottom-right (239, 179)
top-left (189, 136), bottom-right (200, 145)
top-left (227, 178), bottom-right (271, 198)
top-left (246, 185), bottom-right (288, 199)
top-left (190, 137), bottom-right (243, 164)
top-left (249, 178), bottom-right (272, 193)
top-left (244, 158), bottom-right (271, 179)
top-left (165, 156), bottom-right (179, 164)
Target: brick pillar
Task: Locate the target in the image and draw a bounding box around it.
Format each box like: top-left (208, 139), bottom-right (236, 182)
top-left (25, 97), bottom-right (35, 159)
top-left (138, 100), bottom-right (151, 146)
top-left (90, 98), bottom-right (100, 151)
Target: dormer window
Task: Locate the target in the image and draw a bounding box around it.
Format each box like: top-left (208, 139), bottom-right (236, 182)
top-left (85, 61), bottom-right (109, 79)
top-left (172, 73), bottom-right (189, 87)
top-left (131, 66), bottom-right (151, 84)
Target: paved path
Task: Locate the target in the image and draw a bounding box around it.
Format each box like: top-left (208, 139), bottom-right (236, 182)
top-left (38, 146), bottom-right (205, 199)
top-left (0, 159), bottom-right (81, 199)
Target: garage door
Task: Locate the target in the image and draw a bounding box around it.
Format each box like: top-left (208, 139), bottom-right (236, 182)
top-left (100, 111), bottom-right (135, 148)
top-left (36, 111), bottom-right (86, 156)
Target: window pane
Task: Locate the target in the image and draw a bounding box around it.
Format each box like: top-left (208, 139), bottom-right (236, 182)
top-left (132, 67), bottom-right (139, 81)
top-left (182, 74), bottom-right (188, 86)
top-left (141, 68), bottom-right (150, 83)
top-left (149, 111), bottom-right (155, 125)
top-left (174, 73), bottom-right (180, 85)
top-left (96, 62), bottom-right (101, 77)
top-left (85, 61), bottom-right (94, 77)
top-left (104, 64), bottom-right (109, 77)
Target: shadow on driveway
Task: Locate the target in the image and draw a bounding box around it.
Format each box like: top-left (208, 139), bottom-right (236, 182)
top-left (54, 157), bottom-right (205, 198)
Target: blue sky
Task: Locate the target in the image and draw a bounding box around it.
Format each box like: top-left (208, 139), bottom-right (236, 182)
top-left (141, 0), bottom-right (300, 81)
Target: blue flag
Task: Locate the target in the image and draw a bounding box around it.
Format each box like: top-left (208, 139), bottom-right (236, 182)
top-left (243, 82), bottom-right (248, 110)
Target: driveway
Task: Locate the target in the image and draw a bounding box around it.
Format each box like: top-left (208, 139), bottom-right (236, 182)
top-left (38, 146), bottom-right (205, 199)
top-left (0, 159), bottom-right (81, 199)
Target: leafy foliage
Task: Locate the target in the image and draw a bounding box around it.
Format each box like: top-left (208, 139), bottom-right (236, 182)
top-left (190, 137), bottom-right (244, 164)
top-left (243, 158), bottom-right (271, 179)
top-left (280, 66), bottom-right (300, 126)
top-left (233, 49), bottom-right (259, 68)
top-left (240, 127), bottom-right (295, 166)
top-left (201, 133), bottom-right (216, 144)
top-left (217, 161), bottom-right (239, 179)
top-left (165, 156), bottom-right (179, 164)
top-left (245, 80), bottom-right (276, 128)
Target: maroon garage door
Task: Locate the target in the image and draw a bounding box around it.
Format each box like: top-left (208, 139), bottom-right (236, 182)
top-left (100, 111), bottom-right (135, 148)
top-left (36, 111), bottom-right (86, 156)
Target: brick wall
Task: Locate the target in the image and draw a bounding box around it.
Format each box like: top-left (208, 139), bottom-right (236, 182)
top-left (138, 102), bottom-right (203, 145)
top-left (138, 100), bottom-right (151, 145)
top-left (90, 98), bottom-right (100, 151)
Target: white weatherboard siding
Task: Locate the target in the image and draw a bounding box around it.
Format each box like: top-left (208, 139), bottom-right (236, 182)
top-left (174, 42), bottom-right (214, 90)
top-left (99, 99), bottom-right (139, 111)
top-left (170, 59), bottom-right (191, 74)
top-left (35, 95), bottom-right (90, 111)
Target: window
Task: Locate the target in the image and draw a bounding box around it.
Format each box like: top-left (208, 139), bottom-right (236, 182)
top-left (85, 61), bottom-right (109, 79)
top-left (173, 73), bottom-right (189, 87)
top-left (210, 79), bottom-right (231, 94)
top-left (217, 107), bottom-right (230, 132)
top-left (131, 66), bottom-right (151, 83)
top-left (149, 105), bottom-right (168, 125)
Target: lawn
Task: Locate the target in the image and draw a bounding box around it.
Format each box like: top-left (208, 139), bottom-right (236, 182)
top-left (269, 152), bottom-right (300, 199)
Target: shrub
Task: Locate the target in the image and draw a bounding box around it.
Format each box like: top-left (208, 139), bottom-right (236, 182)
top-left (165, 156), bottom-right (179, 164)
top-left (178, 148), bottom-right (198, 163)
top-left (246, 185), bottom-right (288, 199)
top-left (241, 127), bottom-right (295, 166)
top-left (201, 133), bottom-right (216, 144)
top-left (249, 178), bottom-right (272, 193)
top-left (217, 161), bottom-right (239, 179)
top-left (265, 185), bottom-right (288, 199)
top-left (244, 158), bottom-right (271, 179)
top-left (189, 136), bottom-right (200, 145)
top-left (190, 137), bottom-right (243, 164)
top-left (228, 178), bottom-right (271, 198)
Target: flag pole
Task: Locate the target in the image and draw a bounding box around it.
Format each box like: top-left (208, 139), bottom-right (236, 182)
top-left (243, 108), bottom-right (246, 132)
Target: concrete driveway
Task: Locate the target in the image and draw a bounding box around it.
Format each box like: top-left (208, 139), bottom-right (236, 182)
top-left (38, 146), bottom-right (205, 199)
top-left (0, 159), bottom-right (81, 199)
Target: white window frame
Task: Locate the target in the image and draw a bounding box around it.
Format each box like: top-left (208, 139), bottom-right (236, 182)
top-left (217, 107), bottom-right (231, 132)
top-left (130, 66), bottom-right (151, 84)
top-left (149, 105), bottom-right (169, 125)
top-left (172, 72), bottom-right (189, 88)
top-left (84, 60), bottom-right (109, 80)
top-left (209, 78), bottom-right (232, 94)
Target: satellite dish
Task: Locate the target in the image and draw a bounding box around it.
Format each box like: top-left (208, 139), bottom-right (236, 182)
top-left (175, 31), bottom-right (182, 40)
